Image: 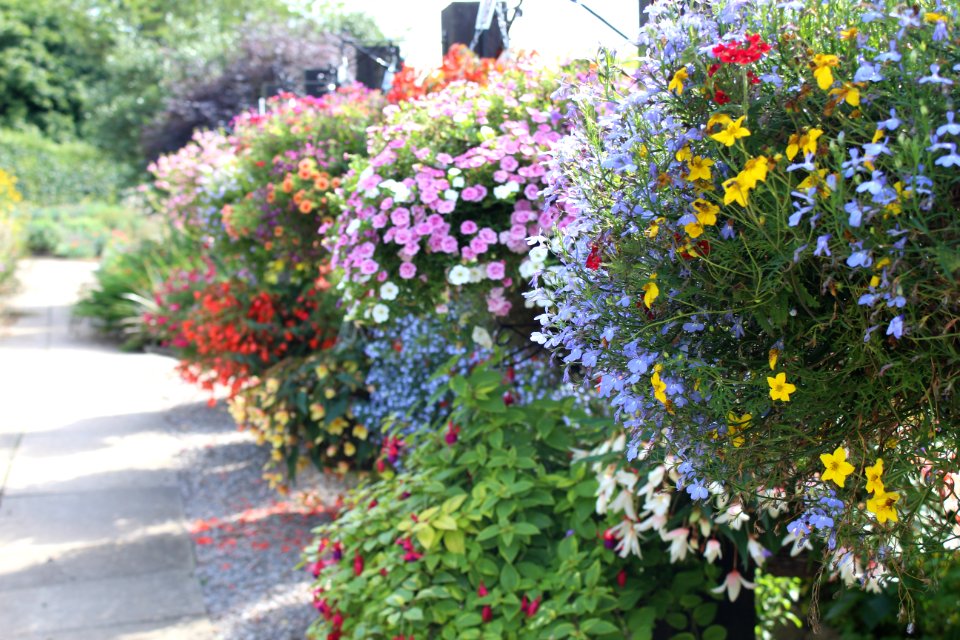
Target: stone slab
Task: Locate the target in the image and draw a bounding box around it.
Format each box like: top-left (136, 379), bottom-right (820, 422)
top-left (11, 616), bottom-right (216, 640)
top-left (0, 570), bottom-right (209, 637)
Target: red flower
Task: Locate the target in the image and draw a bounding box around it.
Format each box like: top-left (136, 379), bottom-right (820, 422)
top-left (707, 63), bottom-right (722, 77)
top-left (585, 244), bottom-right (601, 270)
top-left (712, 33), bottom-right (771, 65)
top-left (445, 421), bottom-right (461, 445)
top-left (714, 89), bottom-right (731, 104)
top-left (617, 568), bottom-right (627, 588)
top-left (353, 553), bottom-right (364, 576)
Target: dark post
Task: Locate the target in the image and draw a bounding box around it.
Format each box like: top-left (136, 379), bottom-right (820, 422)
top-left (355, 45), bottom-right (402, 91)
top-left (441, 2), bottom-right (504, 58)
top-left (303, 68), bottom-right (338, 97)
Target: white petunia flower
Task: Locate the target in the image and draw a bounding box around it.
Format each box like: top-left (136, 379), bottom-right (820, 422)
top-left (447, 265), bottom-right (471, 285)
top-left (371, 304), bottom-right (390, 323)
top-left (528, 246), bottom-right (549, 263)
top-left (379, 282), bottom-right (399, 301)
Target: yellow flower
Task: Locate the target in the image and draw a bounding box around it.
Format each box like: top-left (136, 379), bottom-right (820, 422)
top-left (315, 365), bottom-right (329, 379)
top-left (768, 348), bottom-right (779, 370)
top-left (707, 113), bottom-right (733, 130)
top-left (726, 412), bottom-right (751, 448)
top-left (353, 424), bottom-right (369, 440)
top-left (710, 116), bottom-right (750, 147)
top-left (686, 156), bottom-right (714, 182)
top-left (309, 402), bottom-right (326, 421)
top-left (786, 128), bottom-right (823, 161)
top-left (865, 459), bottom-right (885, 494)
top-left (722, 176), bottom-right (750, 207)
top-left (867, 488), bottom-right (900, 523)
top-left (767, 372), bottom-right (796, 402)
top-left (324, 388), bottom-right (336, 399)
top-left (812, 53), bottom-right (840, 90)
top-left (829, 83), bottom-right (860, 106)
top-left (343, 442), bottom-right (357, 456)
top-left (797, 169), bottom-right (833, 196)
top-left (684, 200), bottom-right (718, 238)
top-left (819, 447), bottom-right (855, 488)
top-left (675, 146), bottom-right (692, 162)
top-left (739, 156), bottom-right (769, 190)
top-left (925, 12), bottom-right (948, 23)
top-left (645, 216), bottom-right (665, 238)
top-left (642, 278), bottom-right (660, 308)
top-left (651, 370), bottom-right (668, 405)
top-left (839, 27), bottom-right (859, 40)
top-left (669, 68), bottom-right (689, 95)
top-left (328, 417), bottom-right (348, 435)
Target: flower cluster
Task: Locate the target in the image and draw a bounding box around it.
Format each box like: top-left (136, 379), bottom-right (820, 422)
top-left (147, 268), bottom-right (340, 396)
top-left (228, 345), bottom-right (375, 492)
top-left (533, 0), bottom-right (959, 590)
top-left (385, 44), bottom-right (502, 104)
top-left (329, 60), bottom-right (576, 328)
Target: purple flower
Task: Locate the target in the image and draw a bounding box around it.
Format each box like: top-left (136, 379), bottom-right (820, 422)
top-left (886, 315), bottom-right (904, 339)
top-left (460, 220), bottom-right (478, 235)
top-left (399, 262), bottom-right (416, 279)
top-left (937, 112), bottom-right (960, 137)
top-left (846, 245), bottom-right (872, 269)
top-left (486, 261), bottom-right (505, 280)
top-left (814, 234), bottom-right (832, 257)
top-left (919, 64), bottom-right (953, 85)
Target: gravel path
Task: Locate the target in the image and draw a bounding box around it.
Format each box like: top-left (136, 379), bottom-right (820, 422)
top-left (167, 399), bottom-right (354, 640)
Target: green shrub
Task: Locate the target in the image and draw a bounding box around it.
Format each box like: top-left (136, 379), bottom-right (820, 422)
top-left (23, 202), bottom-right (149, 258)
top-left (0, 129), bottom-right (131, 205)
top-left (74, 229), bottom-right (202, 349)
top-left (304, 363), bottom-right (726, 639)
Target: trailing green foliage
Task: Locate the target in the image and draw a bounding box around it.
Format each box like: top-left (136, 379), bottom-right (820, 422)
top-left (305, 363), bottom-right (727, 639)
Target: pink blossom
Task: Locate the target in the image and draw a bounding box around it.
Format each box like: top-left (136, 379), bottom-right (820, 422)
top-left (524, 184), bottom-right (541, 200)
top-left (493, 170), bottom-right (509, 183)
top-left (500, 156), bottom-right (519, 172)
top-left (486, 261), bottom-right (506, 280)
top-left (377, 271), bottom-right (388, 282)
top-left (399, 262), bottom-right (417, 279)
top-left (470, 237), bottom-right (488, 254)
top-left (478, 228), bottom-right (497, 244)
top-left (394, 228), bottom-right (412, 245)
top-left (436, 199), bottom-right (455, 214)
top-left (427, 214), bottom-right (445, 229)
top-left (461, 247), bottom-right (476, 260)
top-left (360, 259), bottom-right (379, 275)
top-left (420, 189), bottom-right (439, 204)
top-left (461, 186), bottom-right (483, 202)
top-left (441, 236), bottom-right (459, 253)
top-left (391, 208), bottom-right (410, 227)
top-left (538, 211), bottom-right (556, 229)
top-left (460, 220), bottom-right (478, 235)
top-left (379, 197), bottom-right (394, 210)
top-left (436, 152), bottom-right (453, 166)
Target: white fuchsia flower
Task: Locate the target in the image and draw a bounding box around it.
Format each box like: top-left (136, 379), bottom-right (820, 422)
top-left (703, 539), bottom-right (722, 564)
top-left (711, 570), bottom-right (756, 602)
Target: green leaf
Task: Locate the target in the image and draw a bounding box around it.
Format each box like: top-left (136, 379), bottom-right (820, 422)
top-left (514, 521), bottom-right (540, 535)
top-left (403, 607), bottom-right (424, 621)
top-left (670, 634), bottom-right (696, 640)
top-left (443, 529), bottom-right (466, 554)
top-left (626, 607), bottom-right (655, 640)
top-left (449, 375), bottom-right (469, 398)
top-left (433, 514), bottom-right (458, 531)
top-left (442, 493), bottom-right (468, 513)
top-left (416, 525), bottom-right (437, 549)
top-left (501, 563), bottom-right (520, 591)
top-left (692, 602), bottom-right (717, 626)
top-left (665, 612), bottom-right (688, 630)
top-left (702, 626), bottom-right (728, 640)
top-left (678, 594), bottom-right (701, 609)
top-left (581, 618), bottom-right (620, 634)
top-left (476, 525), bottom-right (500, 541)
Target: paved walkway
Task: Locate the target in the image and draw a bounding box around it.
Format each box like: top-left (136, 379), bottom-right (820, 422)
top-left (0, 259), bottom-right (215, 639)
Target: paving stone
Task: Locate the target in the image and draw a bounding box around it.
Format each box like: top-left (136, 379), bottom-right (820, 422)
top-left (0, 570), bottom-right (209, 637)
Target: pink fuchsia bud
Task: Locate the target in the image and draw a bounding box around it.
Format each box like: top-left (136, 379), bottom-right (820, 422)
top-left (445, 421), bottom-right (460, 445)
top-left (616, 569), bottom-right (627, 588)
top-left (354, 553), bottom-right (364, 576)
top-left (526, 596), bottom-right (541, 617)
top-left (502, 392), bottom-right (515, 406)
top-left (477, 582), bottom-right (488, 597)
top-left (481, 605), bottom-right (493, 623)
